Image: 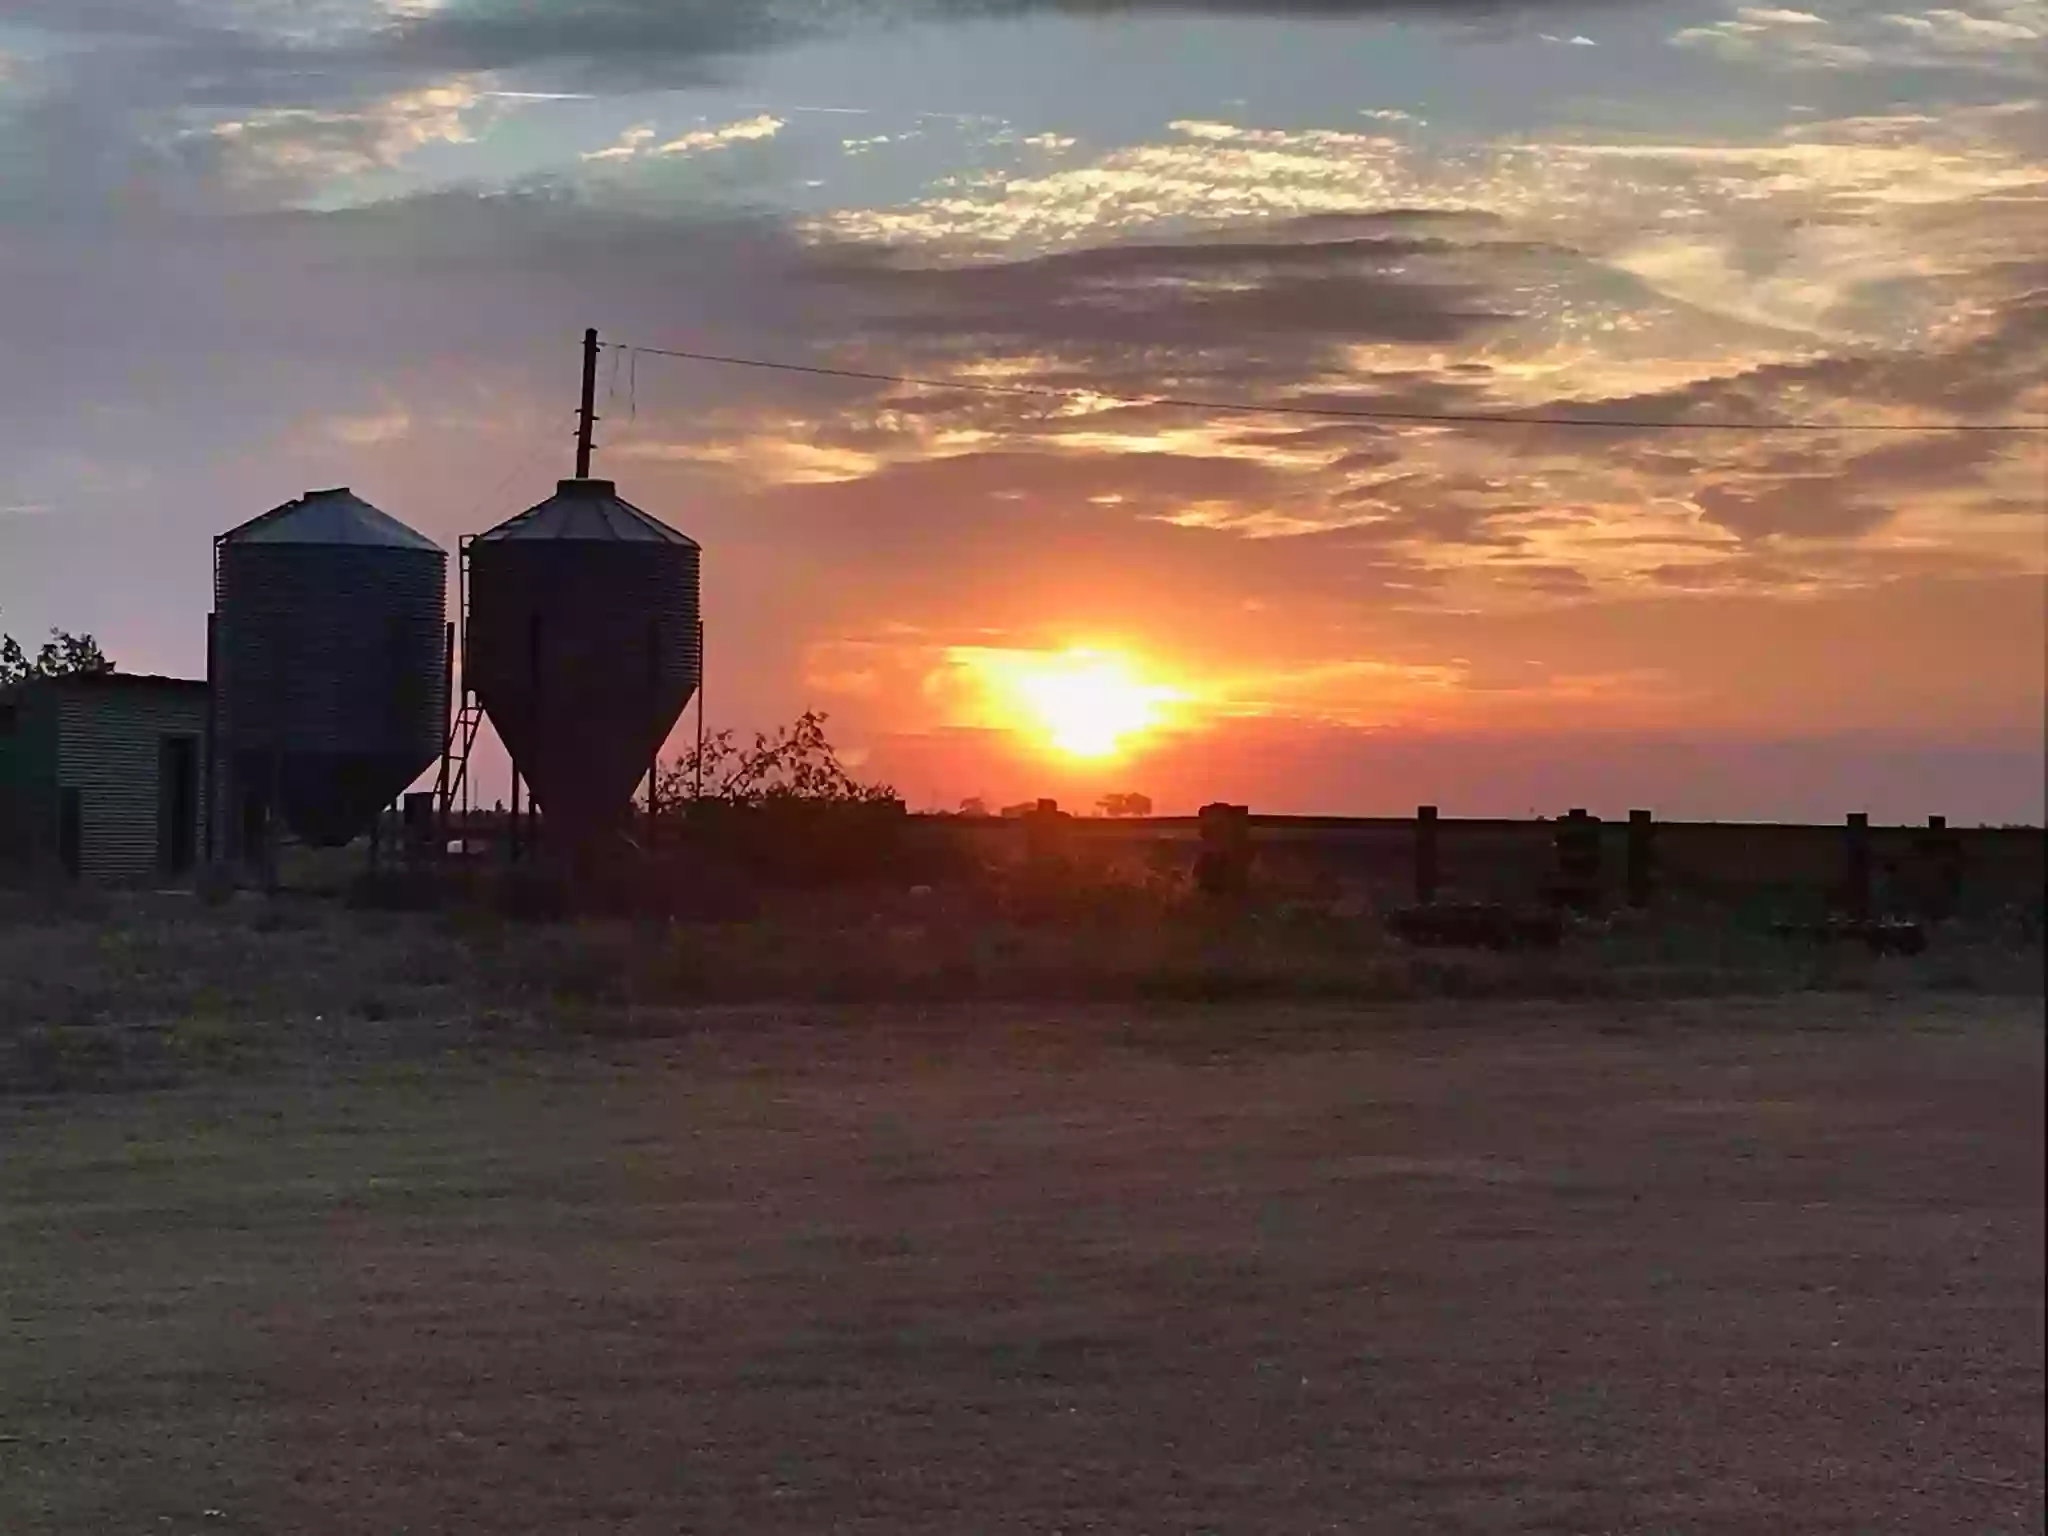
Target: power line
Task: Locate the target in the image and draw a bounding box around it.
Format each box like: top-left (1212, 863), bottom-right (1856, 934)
top-left (607, 341), bottom-right (2046, 435)
top-left (454, 408), bottom-right (580, 527)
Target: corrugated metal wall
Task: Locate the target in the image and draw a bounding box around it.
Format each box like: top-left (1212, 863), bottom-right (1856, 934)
top-left (55, 687), bottom-right (210, 884)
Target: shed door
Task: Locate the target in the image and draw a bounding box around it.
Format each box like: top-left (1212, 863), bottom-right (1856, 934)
top-left (158, 735), bottom-right (199, 876)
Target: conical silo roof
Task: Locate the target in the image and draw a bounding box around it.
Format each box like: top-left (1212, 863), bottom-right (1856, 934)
top-left (222, 487), bottom-right (444, 551)
top-left (475, 479), bottom-right (699, 546)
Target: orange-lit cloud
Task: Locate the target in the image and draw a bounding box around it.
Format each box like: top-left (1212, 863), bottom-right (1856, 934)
top-left (583, 113), bottom-right (788, 163)
top-left (203, 79), bottom-right (487, 188)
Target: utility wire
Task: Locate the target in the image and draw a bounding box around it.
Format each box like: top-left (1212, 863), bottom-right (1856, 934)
top-left (457, 409), bottom-right (582, 529)
top-left (607, 341), bottom-right (2046, 435)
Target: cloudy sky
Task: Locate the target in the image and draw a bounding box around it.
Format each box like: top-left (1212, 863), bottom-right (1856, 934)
top-left (2, 0), bottom-right (2043, 819)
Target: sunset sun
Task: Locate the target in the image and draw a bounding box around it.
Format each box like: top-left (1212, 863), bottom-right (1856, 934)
top-left (1018, 655), bottom-right (1175, 758)
top-left (950, 647), bottom-right (1187, 760)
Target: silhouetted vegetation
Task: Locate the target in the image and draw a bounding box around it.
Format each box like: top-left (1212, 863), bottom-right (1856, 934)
top-left (0, 614), bottom-right (113, 687)
top-left (627, 710), bottom-right (917, 893)
top-left (655, 709), bottom-right (897, 808)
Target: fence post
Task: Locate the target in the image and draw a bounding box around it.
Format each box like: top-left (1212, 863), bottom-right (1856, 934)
top-left (509, 764), bottom-right (523, 863)
top-left (1194, 803), bottom-right (1252, 899)
top-left (1626, 809), bottom-right (1654, 909)
top-left (1553, 808), bottom-right (1602, 914)
top-left (1844, 812), bottom-right (1871, 921)
top-left (1024, 799), bottom-right (1064, 865)
top-left (1415, 805), bottom-right (1439, 905)
top-left (1917, 813), bottom-right (1962, 921)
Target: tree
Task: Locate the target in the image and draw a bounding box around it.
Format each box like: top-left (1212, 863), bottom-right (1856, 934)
top-left (958, 797), bottom-right (990, 817)
top-left (654, 710), bottom-right (899, 809)
top-left (0, 614), bottom-right (114, 687)
top-left (1098, 792), bottom-right (1154, 819)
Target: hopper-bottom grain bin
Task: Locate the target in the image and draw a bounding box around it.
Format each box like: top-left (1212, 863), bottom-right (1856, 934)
top-left (465, 479), bottom-right (701, 842)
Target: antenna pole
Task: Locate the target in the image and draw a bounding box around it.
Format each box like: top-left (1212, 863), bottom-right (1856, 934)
top-left (575, 327), bottom-right (600, 478)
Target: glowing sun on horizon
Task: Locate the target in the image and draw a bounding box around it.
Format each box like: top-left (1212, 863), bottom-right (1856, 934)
top-left (961, 647), bottom-right (1186, 760)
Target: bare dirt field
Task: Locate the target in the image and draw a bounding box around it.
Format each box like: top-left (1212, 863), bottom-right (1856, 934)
top-left (2, 996), bottom-right (2042, 1534)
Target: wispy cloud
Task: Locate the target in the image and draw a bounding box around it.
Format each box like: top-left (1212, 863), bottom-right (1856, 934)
top-left (203, 79), bottom-right (485, 186)
top-left (1673, 0), bottom-right (2047, 75)
top-left (581, 112), bottom-right (787, 163)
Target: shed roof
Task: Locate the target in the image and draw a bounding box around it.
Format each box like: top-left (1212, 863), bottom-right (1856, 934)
top-left (220, 488), bottom-right (442, 552)
top-left (0, 673), bottom-right (206, 706)
top-left (475, 479), bottom-right (699, 547)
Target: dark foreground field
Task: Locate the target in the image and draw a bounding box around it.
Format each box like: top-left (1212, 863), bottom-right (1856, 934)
top-left (2, 994), bottom-right (2041, 1534)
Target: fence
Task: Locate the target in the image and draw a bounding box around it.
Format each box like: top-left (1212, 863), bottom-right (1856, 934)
top-left (913, 805), bottom-right (2043, 920)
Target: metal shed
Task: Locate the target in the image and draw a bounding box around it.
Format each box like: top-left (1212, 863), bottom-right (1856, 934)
top-left (0, 674), bottom-right (208, 884)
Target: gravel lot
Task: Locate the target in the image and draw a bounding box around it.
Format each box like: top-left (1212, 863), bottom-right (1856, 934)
top-left (3, 996), bottom-right (2041, 1534)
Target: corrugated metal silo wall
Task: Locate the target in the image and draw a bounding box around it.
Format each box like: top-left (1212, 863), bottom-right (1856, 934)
top-left (215, 544), bottom-right (447, 760)
top-left (467, 540), bottom-right (701, 826)
top-left (54, 688), bottom-right (210, 884)
top-left (215, 543), bottom-right (447, 843)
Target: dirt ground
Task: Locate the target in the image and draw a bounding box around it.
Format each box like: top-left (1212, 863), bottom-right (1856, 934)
top-left (2, 996), bottom-right (2041, 1534)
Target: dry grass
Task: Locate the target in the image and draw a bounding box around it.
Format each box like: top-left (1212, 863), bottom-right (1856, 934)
top-left (1, 879), bottom-right (2041, 1093)
top-left (0, 893), bottom-right (485, 1091)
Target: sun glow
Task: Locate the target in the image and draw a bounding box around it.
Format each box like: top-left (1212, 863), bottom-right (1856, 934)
top-left (951, 646), bottom-right (1187, 759)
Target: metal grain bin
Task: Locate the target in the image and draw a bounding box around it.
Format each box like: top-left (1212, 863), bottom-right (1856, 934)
top-left (214, 489), bottom-right (448, 848)
top-left (466, 479), bottom-right (701, 838)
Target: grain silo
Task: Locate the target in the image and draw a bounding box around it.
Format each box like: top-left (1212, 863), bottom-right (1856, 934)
top-left (465, 478), bottom-right (701, 840)
top-left (213, 489), bottom-right (449, 849)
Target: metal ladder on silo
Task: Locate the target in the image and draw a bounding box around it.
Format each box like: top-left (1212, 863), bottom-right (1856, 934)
top-left (434, 536), bottom-right (487, 845)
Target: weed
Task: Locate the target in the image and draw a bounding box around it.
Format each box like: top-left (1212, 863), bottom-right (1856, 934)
top-left (251, 903), bottom-right (321, 935)
top-left (169, 1015), bottom-right (259, 1074)
top-left (506, 926), bottom-right (638, 1006)
top-left (195, 864), bottom-right (238, 908)
top-left (7, 1022), bottom-right (172, 1094)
